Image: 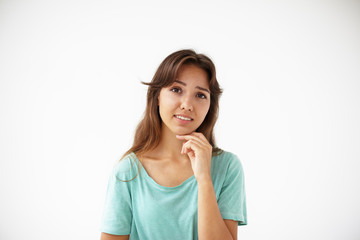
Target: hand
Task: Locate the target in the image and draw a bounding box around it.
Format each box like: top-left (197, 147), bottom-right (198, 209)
top-left (176, 132), bottom-right (212, 182)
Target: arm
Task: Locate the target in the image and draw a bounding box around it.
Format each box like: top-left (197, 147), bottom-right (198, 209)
top-left (100, 232), bottom-right (129, 240)
top-left (177, 133), bottom-right (238, 240)
top-left (225, 219), bottom-right (238, 240)
top-left (198, 179), bottom-right (237, 240)
top-left (100, 160), bottom-right (133, 240)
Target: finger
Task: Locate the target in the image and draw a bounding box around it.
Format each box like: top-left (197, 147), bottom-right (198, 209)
top-left (181, 139), bottom-right (203, 155)
top-left (181, 138), bottom-right (207, 152)
top-left (190, 132), bottom-right (208, 142)
top-left (177, 134), bottom-right (210, 149)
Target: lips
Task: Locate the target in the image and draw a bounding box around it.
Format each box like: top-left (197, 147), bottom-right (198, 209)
top-left (174, 114), bottom-right (193, 121)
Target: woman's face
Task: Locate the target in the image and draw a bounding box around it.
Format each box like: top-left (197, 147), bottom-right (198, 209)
top-left (158, 64), bottom-right (211, 136)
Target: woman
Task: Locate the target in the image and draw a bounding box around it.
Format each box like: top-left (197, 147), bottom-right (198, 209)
top-left (100, 49), bottom-right (247, 240)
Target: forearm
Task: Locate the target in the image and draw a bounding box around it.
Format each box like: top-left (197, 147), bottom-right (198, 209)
top-left (197, 178), bottom-right (233, 240)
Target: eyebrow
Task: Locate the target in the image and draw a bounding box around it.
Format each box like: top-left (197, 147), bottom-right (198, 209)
top-left (174, 80), bottom-right (210, 94)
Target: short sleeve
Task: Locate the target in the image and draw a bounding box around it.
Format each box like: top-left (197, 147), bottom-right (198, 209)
top-left (100, 159), bottom-right (134, 235)
top-left (217, 153), bottom-right (247, 225)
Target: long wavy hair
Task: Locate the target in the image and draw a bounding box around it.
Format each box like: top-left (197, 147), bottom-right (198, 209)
top-left (119, 49), bottom-right (223, 180)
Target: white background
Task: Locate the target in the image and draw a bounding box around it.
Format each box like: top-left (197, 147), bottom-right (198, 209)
top-left (1, 0), bottom-right (360, 239)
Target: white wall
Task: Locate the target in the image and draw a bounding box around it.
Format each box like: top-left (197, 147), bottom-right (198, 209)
top-left (1, 0), bottom-right (359, 239)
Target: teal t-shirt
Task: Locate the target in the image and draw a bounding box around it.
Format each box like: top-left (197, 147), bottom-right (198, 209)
top-left (100, 151), bottom-right (247, 239)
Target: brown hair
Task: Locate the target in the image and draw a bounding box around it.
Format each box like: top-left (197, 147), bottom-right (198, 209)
top-left (119, 49), bottom-right (223, 180)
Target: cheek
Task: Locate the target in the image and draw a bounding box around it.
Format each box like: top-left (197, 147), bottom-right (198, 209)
top-left (158, 93), bottom-right (178, 115)
top-left (197, 102), bottom-right (211, 119)
top-left (160, 92), bottom-right (178, 107)
top-left (204, 104), bottom-right (211, 117)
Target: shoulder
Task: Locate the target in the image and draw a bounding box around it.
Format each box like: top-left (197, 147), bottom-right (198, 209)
top-left (211, 150), bottom-right (246, 191)
top-left (212, 150), bottom-right (243, 168)
top-left (211, 150), bottom-right (244, 178)
top-left (111, 152), bottom-right (141, 180)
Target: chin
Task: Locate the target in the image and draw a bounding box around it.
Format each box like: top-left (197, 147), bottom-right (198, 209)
top-left (173, 127), bottom-right (197, 136)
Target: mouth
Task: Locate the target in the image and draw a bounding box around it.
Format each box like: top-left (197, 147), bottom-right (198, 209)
top-left (174, 114), bottom-right (193, 121)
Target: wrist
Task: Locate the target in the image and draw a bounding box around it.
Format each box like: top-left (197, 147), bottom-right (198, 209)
top-left (196, 175), bottom-right (213, 185)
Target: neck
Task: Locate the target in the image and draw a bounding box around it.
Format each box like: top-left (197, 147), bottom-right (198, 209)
top-left (151, 126), bottom-right (188, 161)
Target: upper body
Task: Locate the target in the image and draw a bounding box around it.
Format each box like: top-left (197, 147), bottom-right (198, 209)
top-left (100, 151), bottom-right (247, 240)
top-left (100, 50), bottom-right (247, 240)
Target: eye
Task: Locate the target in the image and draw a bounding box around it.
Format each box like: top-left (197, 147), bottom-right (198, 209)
top-left (170, 87), bottom-right (182, 93)
top-left (196, 93), bottom-right (207, 99)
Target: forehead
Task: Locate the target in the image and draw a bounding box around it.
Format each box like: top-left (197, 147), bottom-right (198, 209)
top-left (175, 64), bottom-right (210, 88)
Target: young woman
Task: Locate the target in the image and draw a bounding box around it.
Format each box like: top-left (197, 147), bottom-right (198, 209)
top-left (100, 49), bottom-right (247, 240)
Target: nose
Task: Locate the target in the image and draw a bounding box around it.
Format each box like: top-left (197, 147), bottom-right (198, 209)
top-left (180, 95), bottom-right (193, 111)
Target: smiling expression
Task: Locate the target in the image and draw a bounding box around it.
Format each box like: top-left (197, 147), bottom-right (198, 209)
top-left (158, 64), bottom-right (211, 136)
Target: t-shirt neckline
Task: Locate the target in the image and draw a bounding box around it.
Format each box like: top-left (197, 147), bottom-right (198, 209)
top-left (130, 152), bottom-right (196, 190)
